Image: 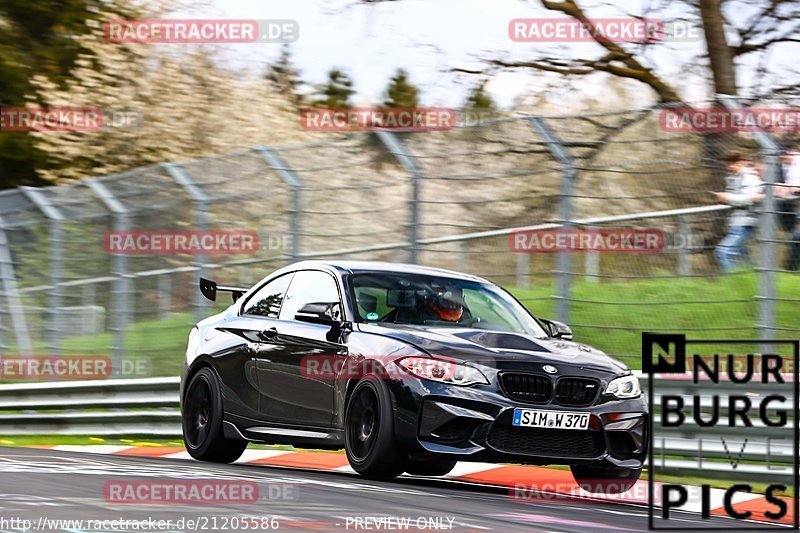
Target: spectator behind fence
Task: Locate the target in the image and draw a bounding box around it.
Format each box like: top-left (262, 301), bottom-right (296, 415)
top-left (713, 152), bottom-right (764, 272)
top-left (777, 146), bottom-right (800, 270)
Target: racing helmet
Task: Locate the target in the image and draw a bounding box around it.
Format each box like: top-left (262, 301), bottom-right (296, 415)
top-left (424, 288), bottom-right (464, 322)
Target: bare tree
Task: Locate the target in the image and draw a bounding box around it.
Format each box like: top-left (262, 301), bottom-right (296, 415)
top-left (358, 0), bottom-right (799, 103)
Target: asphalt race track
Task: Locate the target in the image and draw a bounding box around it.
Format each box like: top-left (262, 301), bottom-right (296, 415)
top-left (0, 447), bottom-right (753, 532)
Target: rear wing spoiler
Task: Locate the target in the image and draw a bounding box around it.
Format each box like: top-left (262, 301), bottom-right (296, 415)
top-left (199, 278), bottom-right (247, 303)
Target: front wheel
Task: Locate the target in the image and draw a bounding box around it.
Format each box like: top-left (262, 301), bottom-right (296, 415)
top-left (570, 464), bottom-right (641, 494)
top-left (182, 367), bottom-right (247, 463)
top-left (344, 377), bottom-right (407, 479)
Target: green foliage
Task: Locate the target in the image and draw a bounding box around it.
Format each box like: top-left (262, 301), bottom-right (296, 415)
top-left (0, 0), bottom-right (136, 190)
top-left (511, 271), bottom-right (800, 369)
top-left (313, 69), bottom-right (355, 108)
top-left (464, 83), bottom-right (496, 111)
top-left (382, 69), bottom-right (420, 108)
top-left (267, 44), bottom-right (304, 107)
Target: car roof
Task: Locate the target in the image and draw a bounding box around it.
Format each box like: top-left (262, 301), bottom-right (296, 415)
top-left (283, 260), bottom-right (489, 283)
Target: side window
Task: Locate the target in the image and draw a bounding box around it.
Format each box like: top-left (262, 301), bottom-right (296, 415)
top-left (241, 273), bottom-right (294, 318)
top-left (354, 287), bottom-right (389, 319)
top-left (279, 270), bottom-right (341, 322)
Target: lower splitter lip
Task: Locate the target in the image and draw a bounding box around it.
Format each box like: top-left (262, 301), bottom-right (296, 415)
top-left (410, 390), bottom-right (648, 468)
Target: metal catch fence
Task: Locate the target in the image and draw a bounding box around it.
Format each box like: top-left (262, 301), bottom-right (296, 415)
top-left (0, 98), bottom-right (798, 377)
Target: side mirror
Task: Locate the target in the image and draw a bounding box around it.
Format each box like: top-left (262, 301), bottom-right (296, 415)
top-left (541, 319), bottom-right (573, 341)
top-left (295, 302), bottom-right (342, 326)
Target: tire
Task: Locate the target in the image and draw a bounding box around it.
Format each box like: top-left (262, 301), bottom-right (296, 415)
top-left (405, 459), bottom-right (457, 477)
top-left (182, 367), bottom-right (247, 463)
top-left (570, 464), bottom-right (641, 494)
top-left (344, 376), bottom-right (407, 479)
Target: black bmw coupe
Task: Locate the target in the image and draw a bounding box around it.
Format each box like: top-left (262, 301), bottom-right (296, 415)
top-left (181, 260), bottom-right (647, 493)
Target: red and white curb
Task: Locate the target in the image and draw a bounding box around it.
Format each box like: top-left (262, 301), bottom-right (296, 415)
top-left (33, 445), bottom-right (790, 525)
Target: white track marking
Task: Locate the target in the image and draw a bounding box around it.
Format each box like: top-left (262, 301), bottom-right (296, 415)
top-left (51, 445), bottom-right (133, 454)
top-left (162, 451), bottom-right (193, 459)
top-left (235, 449), bottom-right (295, 463)
top-left (445, 462), bottom-right (504, 478)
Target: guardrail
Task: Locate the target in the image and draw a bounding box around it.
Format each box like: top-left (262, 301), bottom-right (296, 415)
top-left (0, 374), bottom-right (790, 484)
top-left (0, 377), bottom-right (180, 436)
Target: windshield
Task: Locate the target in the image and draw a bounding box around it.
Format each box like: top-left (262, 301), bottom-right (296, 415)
top-left (349, 273), bottom-right (547, 337)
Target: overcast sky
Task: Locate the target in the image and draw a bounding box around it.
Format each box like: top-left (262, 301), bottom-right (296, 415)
top-left (178, 0), bottom-right (795, 109)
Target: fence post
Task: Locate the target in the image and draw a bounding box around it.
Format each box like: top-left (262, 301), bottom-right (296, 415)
top-left (719, 96), bottom-right (778, 342)
top-left (0, 288), bottom-right (4, 352)
top-left (0, 217), bottom-right (33, 354)
top-left (374, 131), bottom-right (421, 264)
top-left (756, 148), bottom-right (780, 341)
top-left (158, 274), bottom-right (171, 320)
top-left (85, 179), bottom-right (129, 376)
top-left (257, 147), bottom-right (302, 261)
top-left (527, 117), bottom-right (576, 324)
top-left (513, 252), bottom-right (528, 289)
top-left (82, 283), bottom-right (96, 310)
top-left (454, 240), bottom-right (468, 273)
top-left (20, 187), bottom-right (65, 354)
top-left (163, 163), bottom-right (210, 321)
top-left (677, 216), bottom-right (692, 276)
top-left (238, 265), bottom-right (251, 287)
top-left (584, 225), bottom-right (599, 282)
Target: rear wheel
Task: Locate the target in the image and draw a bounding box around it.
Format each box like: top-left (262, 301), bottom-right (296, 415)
top-left (570, 464), bottom-right (641, 494)
top-left (405, 459), bottom-right (457, 477)
top-left (182, 367), bottom-right (247, 463)
top-left (344, 377), bottom-right (407, 479)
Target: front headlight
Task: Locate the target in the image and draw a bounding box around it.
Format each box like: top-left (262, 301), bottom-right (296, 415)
top-left (397, 357), bottom-right (489, 386)
top-left (604, 374), bottom-right (641, 399)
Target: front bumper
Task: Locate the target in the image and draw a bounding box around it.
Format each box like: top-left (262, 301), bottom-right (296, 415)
top-left (390, 374), bottom-right (648, 469)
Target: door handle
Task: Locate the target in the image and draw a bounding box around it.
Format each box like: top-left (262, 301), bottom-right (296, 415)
top-left (258, 327), bottom-right (278, 340)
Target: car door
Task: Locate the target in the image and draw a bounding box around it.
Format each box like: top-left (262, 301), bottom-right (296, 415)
top-left (218, 272), bottom-right (294, 420)
top-left (256, 269), bottom-right (346, 428)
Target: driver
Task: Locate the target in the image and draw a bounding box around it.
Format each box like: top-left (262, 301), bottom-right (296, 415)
top-left (423, 288), bottom-right (464, 322)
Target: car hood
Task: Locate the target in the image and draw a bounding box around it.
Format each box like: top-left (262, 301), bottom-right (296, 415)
top-left (357, 323), bottom-right (628, 374)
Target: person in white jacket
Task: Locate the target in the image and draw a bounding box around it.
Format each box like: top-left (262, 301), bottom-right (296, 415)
top-left (777, 147), bottom-right (800, 270)
top-left (713, 152), bottom-right (764, 272)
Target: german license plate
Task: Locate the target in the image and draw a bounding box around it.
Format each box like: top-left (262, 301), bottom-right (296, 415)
top-left (512, 408), bottom-right (590, 430)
